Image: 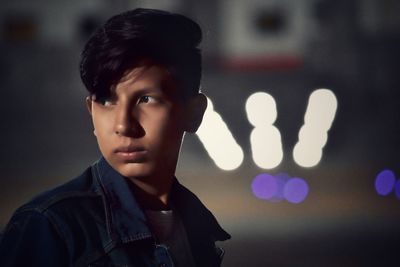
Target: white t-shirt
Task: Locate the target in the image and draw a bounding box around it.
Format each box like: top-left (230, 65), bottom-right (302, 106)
top-left (145, 210), bottom-right (196, 267)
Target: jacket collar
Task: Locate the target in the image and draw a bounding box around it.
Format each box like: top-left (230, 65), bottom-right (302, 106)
top-left (92, 157), bottom-right (230, 245)
top-left (93, 157), bottom-right (152, 244)
top-left (170, 181), bottom-right (231, 242)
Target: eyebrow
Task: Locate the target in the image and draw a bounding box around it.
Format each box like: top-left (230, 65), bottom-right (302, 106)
top-left (113, 86), bottom-right (166, 99)
top-left (133, 86), bottom-right (164, 94)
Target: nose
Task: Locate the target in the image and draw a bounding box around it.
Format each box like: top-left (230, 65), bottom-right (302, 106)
top-left (114, 104), bottom-right (143, 137)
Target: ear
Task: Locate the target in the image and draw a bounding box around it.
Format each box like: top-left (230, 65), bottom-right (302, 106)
top-left (184, 93), bottom-right (207, 133)
top-left (86, 96), bottom-right (97, 136)
top-left (86, 96), bottom-right (93, 115)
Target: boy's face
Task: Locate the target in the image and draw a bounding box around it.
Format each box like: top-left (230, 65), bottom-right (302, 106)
top-left (87, 65), bottom-right (196, 180)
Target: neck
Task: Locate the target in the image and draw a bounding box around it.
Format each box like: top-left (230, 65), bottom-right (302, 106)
top-left (127, 173), bottom-right (175, 210)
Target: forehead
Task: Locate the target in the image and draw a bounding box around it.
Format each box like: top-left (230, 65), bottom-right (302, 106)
top-left (113, 65), bottom-right (176, 94)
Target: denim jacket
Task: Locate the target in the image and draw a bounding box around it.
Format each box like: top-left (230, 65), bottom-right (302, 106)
top-left (0, 157), bottom-right (230, 266)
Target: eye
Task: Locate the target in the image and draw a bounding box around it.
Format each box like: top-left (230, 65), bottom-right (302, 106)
top-left (94, 96), bottom-right (116, 106)
top-left (138, 95), bottom-right (157, 104)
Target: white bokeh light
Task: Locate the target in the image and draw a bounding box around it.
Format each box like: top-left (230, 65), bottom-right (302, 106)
top-left (246, 92), bottom-right (283, 169)
top-left (245, 92), bottom-right (277, 125)
top-left (196, 98), bottom-right (244, 170)
top-left (293, 89), bottom-right (337, 167)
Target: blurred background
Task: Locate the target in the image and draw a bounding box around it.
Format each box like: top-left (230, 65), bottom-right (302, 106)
top-left (1, 0), bottom-right (399, 266)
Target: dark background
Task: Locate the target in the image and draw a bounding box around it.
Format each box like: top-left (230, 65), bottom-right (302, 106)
top-left (1, 0), bottom-right (399, 266)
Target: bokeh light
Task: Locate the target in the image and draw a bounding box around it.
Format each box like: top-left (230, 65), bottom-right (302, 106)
top-left (251, 173), bottom-right (309, 204)
top-left (196, 97), bottom-right (244, 170)
top-left (250, 126), bottom-right (284, 169)
top-left (245, 92), bottom-right (277, 126)
top-left (283, 177), bottom-right (309, 204)
top-left (293, 89), bottom-right (337, 168)
top-left (272, 172), bottom-right (290, 202)
top-left (246, 92), bottom-right (283, 169)
top-left (304, 89), bottom-right (337, 129)
top-left (374, 169), bottom-right (396, 196)
top-left (251, 173), bottom-right (278, 200)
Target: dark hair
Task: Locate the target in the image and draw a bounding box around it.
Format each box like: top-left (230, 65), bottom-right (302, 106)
top-left (79, 8), bottom-right (202, 100)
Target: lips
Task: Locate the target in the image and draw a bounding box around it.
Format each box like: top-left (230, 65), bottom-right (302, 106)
top-left (115, 146), bottom-right (145, 153)
top-left (114, 146), bottom-right (147, 162)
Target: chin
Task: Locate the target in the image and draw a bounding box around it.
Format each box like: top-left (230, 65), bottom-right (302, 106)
top-left (116, 162), bottom-right (155, 179)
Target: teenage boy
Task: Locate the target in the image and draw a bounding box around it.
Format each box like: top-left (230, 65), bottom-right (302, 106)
top-left (0, 8), bottom-right (230, 267)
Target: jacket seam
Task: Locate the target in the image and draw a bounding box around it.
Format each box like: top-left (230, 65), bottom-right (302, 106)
top-left (91, 164), bottom-right (115, 239)
top-left (16, 192), bottom-right (99, 215)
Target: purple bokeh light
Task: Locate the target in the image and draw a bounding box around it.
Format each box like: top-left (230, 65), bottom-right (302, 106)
top-left (375, 169), bottom-right (396, 196)
top-left (283, 177), bottom-right (309, 204)
top-left (395, 179), bottom-right (400, 200)
top-left (251, 173), bottom-right (278, 200)
top-left (271, 173), bottom-right (290, 202)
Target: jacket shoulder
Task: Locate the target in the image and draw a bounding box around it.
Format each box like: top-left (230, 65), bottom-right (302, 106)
top-left (1, 166), bottom-right (107, 266)
top-left (16, 166), bottom-right (99, 215)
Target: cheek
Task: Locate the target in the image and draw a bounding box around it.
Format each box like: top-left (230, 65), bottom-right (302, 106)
top-left (93, 112), bottom-right (114, 134)
top-left (155, 110), bottom-right (184, 135)
top-left (92, 113), bottom-right (115, 150)
top-left (143, 110), bottom-right (184, 143)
